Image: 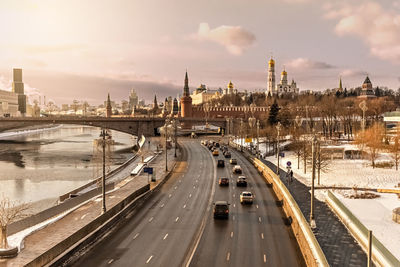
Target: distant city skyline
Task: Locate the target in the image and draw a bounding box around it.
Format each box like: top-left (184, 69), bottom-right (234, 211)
top-left (0, 0), bottom-right (399, 104)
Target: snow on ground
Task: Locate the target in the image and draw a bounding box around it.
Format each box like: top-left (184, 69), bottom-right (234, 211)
top-left (0, 125), bottom-right (62, 139)
top-left (258, 141), bottom-right (400, 261)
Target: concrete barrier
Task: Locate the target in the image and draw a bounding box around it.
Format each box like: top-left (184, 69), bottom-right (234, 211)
top-left (326, 190), bottom-right (400, 267)
top-left (229, 142), bottom-right (328, 267)
top-left (8, 183), bottom-right (114, 236)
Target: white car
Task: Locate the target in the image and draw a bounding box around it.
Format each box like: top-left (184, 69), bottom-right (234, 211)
top-left (240, 191), bottom-right (254, 204)
top-left (232, 165), bottom-right (242, 174)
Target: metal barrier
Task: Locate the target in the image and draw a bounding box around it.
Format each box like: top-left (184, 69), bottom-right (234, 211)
top-left (326, 190), bottom-right (400, 267)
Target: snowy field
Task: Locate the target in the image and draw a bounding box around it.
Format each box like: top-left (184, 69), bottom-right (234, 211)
top-left (234, 138), bottom-right (400, 260)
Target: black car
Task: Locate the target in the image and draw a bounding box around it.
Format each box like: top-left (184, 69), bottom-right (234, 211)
top-left (217, 160), bottom-right (225, 168)
top-left (224, 152), bottom-right (231, 158)
top-left (218, 177), bottom-right (229, 186)
top-left (213, 201), bottom-right (230, 219)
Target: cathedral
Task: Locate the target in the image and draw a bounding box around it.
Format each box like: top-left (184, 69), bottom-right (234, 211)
top-left (267, 57), bottom-right (299, 96)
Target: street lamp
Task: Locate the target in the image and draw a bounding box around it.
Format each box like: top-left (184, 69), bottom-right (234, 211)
top-left (164, 118), bottom-right (170, 172)
top-left (310, 135), bottom-right (317, 229)
top-left (359, 100), bottom-right (368, 133)
top-left (173, 119), bottom-right (178, 158)
top-left (276, 122), bottom-right (282, 175)
top-left (256, 120), bottom-right (260, 157)
top-left (248, 117), bottom-right (256, 154)
top-left (240, 118), bottom-right (244, 152)
top-left (100, 128), bottom-right (107, 214)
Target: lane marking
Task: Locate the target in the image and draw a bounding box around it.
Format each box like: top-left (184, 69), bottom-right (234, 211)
top-left (179, 180), bottom-right (182, 183)
top-left (233, 215), bottom-right (235, 221)
top-left (175, 216), bottom-right (179, 222)
top-left (108, 259), bottom-right (114, 264)
top-left (148, 217), bottom-right (153, 222)
top-left (261, 233), bottom-right (264, 239)
top-left (196, 179), bottom-right (198, 183)
top-left (174, 186), bottom-right (177, 190)
top-left (259, 217), bottom-right (262, 223)
top-left (193, 185), bottom-right (196, 189)
top-left (264, 254), bottom-right (267, 263)
top-left (226, 252), bottom-right (231, 261)
top-left (233, 204), bottom-right (236, 208)
top-left (189, 193), bottom-right (192, 198)
top-left (230, 231), bottom-right (234, 238)
top-left (183, 204), bottom-right (186, 209)
top-left (146, 255), bottom-right (153, 264)
top-left (169, 194), bottom-right (172, 198)
top-left (163, 233), bottom-right (168, 240)
top-left (233, 194), bottom-right (235, 198)
top-left (256, 204), bottom-right (259, 209)
top-left (160, 203), bottom-right (165, 208)
top-left (133, 233), bottom-right (140, 240)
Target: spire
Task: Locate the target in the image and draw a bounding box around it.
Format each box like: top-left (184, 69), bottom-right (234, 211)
top-left (153, 94), bottom-right (158, 109)
top-left (339, 76), bottom-right (343, 89)
top-left (183, 71), bottom-right (190, 97)
top-left (106, 93), bottom-right (111, 108)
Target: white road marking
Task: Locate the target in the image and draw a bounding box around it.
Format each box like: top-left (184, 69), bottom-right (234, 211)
top-left (226, 252), bottom-right (231, 261)
top-left (264, 254), bottom-right (267, 263)
top-left (196, 179), bottom-right (198, 183)
top-left (230, 231), bottom-right (234, 238)
top-left (146, 255), bottom-right (153, 264)
top-left (256, 204), bottom-right (259, 209)
top-left (233, 204), bottom-right (236, 208)
top-left (261, 233), bottom-right (264, 239)
top-left (163, 233), bottom-right (168, 240)
top-left (259, 217), bottom-right (262, 223)
top-left (233, 215), bottom-right (235, 221)
top-left (175, 217), bottom-right (179, 222)
top-left (233, 194), bottom-right (235, 198)
top-left (169, 194), bottom-right (172, 198)
top-left (189, 194), bottom-right (192, 198)
top-left (193, 185), bottom-right (196, 189)
top-left (149, 217), bottom-right (153, 222)
top-left (183, 204), bottom-right (186, 209)
top-left (133, 233), bottom-right (140, 240)
top-left (174, 186), bottom-right (177, 190)
top-left (108, 259), bottom-right (114, 264)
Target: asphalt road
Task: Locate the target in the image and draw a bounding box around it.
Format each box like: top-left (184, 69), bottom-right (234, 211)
top-left (72, 140), bottom-right (216, 266)
top-left (72, 139), bottom-right (303, 267)
top-left (188, 142), bottom-right (304, 267)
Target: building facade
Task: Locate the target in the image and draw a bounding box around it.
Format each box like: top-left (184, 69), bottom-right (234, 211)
top-left (0, 90), bottom-right (18, 117)
top-left (275, 68), bottom-right (299, 95)
top-left (267, 57), bottom-right (276, 95)
top-left (11, 68), bottom-right (26, 115)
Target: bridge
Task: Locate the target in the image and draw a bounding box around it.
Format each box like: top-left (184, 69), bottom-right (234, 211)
top-left (0, 117), bottom-right (228, 136)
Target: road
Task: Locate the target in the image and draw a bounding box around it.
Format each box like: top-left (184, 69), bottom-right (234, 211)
top-left (188, 143), bottom-right (304, 267)
top-left (72, 139), bottom-right (303, 266)
top-left (72, 140), bottom-right (216, 266)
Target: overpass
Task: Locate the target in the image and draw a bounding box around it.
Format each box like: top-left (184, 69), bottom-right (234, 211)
top-left (0, 116), bottom-right (228, 136)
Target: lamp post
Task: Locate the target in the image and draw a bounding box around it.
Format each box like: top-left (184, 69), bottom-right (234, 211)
top-left (256, 120), bottom-right (260, 156)
top-left (276, 122), bottom-right (281, 175)
top-left (100, 128), bottom-right (107, 214)
top-left (164, 118), bottom-right (170, 172)
top-left (240, 118), bottom-right (244, 152)
top-left (248, 117), bottom-right (256, 154)
top-left (310, 135), bottom-right (317, 228)
top-left (174, 119), bottom-right (178, 158)
top-left (359, 100), bottom-right (368, 133)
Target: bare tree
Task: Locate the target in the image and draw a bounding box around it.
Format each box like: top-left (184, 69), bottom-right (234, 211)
top-left (316, 144), bottom-right (332, 185)
top-left (301, 140), bottom-right (311, 174)
top-left (364, 123), bottom-right (385, 168)
top-left (389, 127), bottom-right (400, 170)
top-left (0, 197), bottom-right (29, 249)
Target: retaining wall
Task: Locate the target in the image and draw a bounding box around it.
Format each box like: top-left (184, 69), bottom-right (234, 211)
top-left (326, 190), bottom-right (400, 267)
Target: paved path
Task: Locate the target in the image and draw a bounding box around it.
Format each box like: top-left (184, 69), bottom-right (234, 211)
top-left (247, 150), bottom-right (370, 267)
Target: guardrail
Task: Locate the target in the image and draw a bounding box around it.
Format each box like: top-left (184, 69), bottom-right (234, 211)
top-left (326, 190), bottom-right (400, 267)
top-left (229, 141), bottom-right (328, 267)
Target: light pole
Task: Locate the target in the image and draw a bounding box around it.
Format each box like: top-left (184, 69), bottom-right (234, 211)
top-left (100, 128), bottom-right (107, 214)
top-left (276, 122), bottom-right (281, 175)
top-left (174, 119), bottom-right (178, 158)
top-left (248, 117), bottom-right (256, 154)
top-left (310, 135), bottom-right (317, 229)
top-left (164, 118), bottom-right (170, 172)
top-left (240, 118), bottom-right (244, 152)
top-left (256, 120), bottom-right (260, 157)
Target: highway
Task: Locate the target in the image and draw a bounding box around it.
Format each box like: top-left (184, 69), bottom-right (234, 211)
top-left (72, 139), bottom-right (303, 266)
top-left (188, 142), bottom-right (304, 267)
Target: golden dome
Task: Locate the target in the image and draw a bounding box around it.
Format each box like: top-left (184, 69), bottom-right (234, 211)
top-left (281, 69), bottom-right (287, 75)
top-left (268, 58), bottom-right (275, 66)
top-left (228, 81), bottom-right (234, 89)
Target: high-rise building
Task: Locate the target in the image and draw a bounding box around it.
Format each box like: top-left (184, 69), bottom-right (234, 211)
top-left (129, 89), bottom-right (138, 109)
top-left (12, 68), bottom-right (26, 115)
top-left (267, 57), bottom-right (276, 95)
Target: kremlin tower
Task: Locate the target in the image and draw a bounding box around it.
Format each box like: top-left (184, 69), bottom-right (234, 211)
top-left (106, 93), bottom-right (112, 118)
top-left (267, 57), bottom-right (276, 96)
top-left (180, 71), bottom-right (192, 118)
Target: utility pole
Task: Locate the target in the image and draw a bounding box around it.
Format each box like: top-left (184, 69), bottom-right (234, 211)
top-left (101, 128), bottom-right (106, 214)
top-left (165, 118), bottom-right (169, 172)
top-left (174, 119), bottom-right (178, 158)
top-left (310, 135), bottom-right (317, 228)
top-left (240, 118), bottom-right (244, 152)
top-left (276, 122), bottom-right (281, 175)
top-left (256, 120), bottom-right (260, 157)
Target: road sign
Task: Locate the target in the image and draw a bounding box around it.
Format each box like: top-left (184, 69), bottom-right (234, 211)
top-left (143, 167), bottom-right (153, 174)
top-left (287, 161), bottom-right (292, 167)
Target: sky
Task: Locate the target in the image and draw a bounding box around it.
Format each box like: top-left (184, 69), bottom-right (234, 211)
top-left (0, 0), bottom-right (399, 105)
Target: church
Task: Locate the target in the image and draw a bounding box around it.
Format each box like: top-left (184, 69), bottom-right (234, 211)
top-left (267, 57), bottom-right (299, 96)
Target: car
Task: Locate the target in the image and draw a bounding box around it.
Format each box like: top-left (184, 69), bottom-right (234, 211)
top-left (212, 150), bottom-right (219, 156)
top-left (240, 191), bottom-right (254, 204)
top-left (217, 159), bottom-right (225, 168)
top-left (215, 142), bottom-right (220, 147)
top-left (232, 165), bottom-right (242, 174)
top-left (230, 158), bottom-right (237, 165)
top-left (218, 177), bottom-right (229, 186)
top-left (213, 201), bottom-right (230, 219)
top-left (224, 152), bottom-right (231, 158)
top-left (236, 176), bottom-right (247, 187)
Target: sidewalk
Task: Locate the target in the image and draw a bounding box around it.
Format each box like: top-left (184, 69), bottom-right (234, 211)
top-left (0, 146), bottom-right (178, 267)
top-left (242, 148), bottom-right (370, 267)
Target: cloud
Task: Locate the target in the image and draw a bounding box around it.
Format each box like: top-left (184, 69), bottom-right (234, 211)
top-left (193, 23), bottom-right (256, 55)
top-left (340, 69), bottom-right (368, 78)
top-left (324, 1), bottom-right (400, 63)
top-left (285, 58), bottom-right (335, 69)
top-left (283, 0), bottom-right (313, 3)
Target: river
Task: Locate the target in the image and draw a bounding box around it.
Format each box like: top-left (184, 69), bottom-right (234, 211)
top-left (0, 125), bottom-right (135, 212)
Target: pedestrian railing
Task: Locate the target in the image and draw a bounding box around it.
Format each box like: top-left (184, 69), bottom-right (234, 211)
top-left (326, 190), bottom-right (400, 267)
